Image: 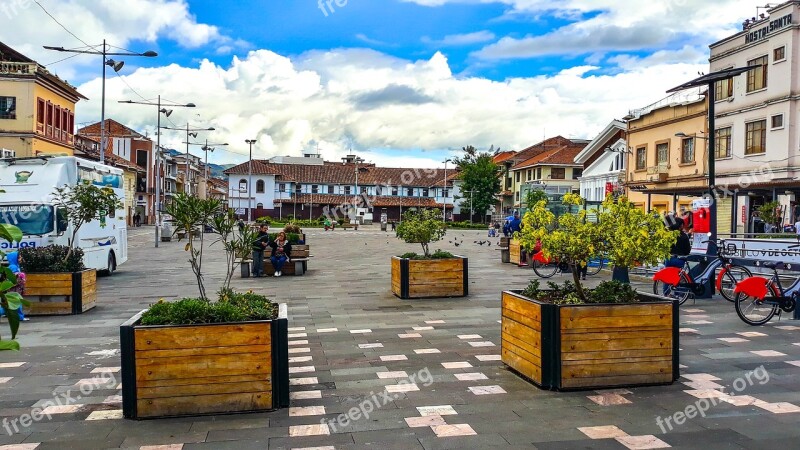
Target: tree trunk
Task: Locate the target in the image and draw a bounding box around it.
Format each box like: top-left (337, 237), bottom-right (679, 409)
top-left (571, 263), bottom-right (587, 301)
top-left (612, 266), bottom-right (630, 284)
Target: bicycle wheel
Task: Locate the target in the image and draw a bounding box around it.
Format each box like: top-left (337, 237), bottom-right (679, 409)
top-left (653, 273), bottom-right (692, 305)
top-left (718, 265), bottom-right (752, 302)
top-left (586, 257), bottom-right (604, 276)
top-left (734, 291), bottom-right (778, 326)
top-left (532, 259), bottom-right (558, 278)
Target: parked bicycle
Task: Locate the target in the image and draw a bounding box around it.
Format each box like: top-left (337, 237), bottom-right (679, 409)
top-left (652, 240), bottom-right (751, 305)
top-left (733, 261), bottom-right (799, 326)
top-left (531, 252), bottom-right (604, 278)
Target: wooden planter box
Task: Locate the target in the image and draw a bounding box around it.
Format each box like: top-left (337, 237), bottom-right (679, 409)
top-left (120, 304), bottom-right (290, 419)
top-left (509, 239), bottom-right (527, 266)
top-left (501, 290), bottom-right (678, 391)
top-left (23, 270), bottom-right (97, 316)
top-left (391, 256), bottom-right (468, 299)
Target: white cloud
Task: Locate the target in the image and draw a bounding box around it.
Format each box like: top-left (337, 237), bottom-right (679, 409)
top-left (75, 48), bottom-right (706, 167)
top-left (422, 31), bottom-right (497, 46)
top-left (1, 0), bottom-right (238, 83)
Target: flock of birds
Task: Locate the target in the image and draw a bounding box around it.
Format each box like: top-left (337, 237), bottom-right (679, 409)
top-left (367, 233), bottom-right (503, 249)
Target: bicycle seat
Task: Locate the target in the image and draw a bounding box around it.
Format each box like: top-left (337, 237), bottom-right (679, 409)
top-left (759, 261), bottom-right (782, 270)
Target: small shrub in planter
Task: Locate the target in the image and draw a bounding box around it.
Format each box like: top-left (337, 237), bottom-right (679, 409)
top-left (283, 223), bottom-right (301, 234)
top-left (121, 289), bottom-right (289, 419)
top-left (393, 210), bottom-right (467, 298)
top-left (19, 246), bottom-right (94, 316)
top-left (20, 245), bottom-right (86, 274)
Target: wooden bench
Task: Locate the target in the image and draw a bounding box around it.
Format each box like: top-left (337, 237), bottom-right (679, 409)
top-left (496, 246), bottom-right (510, 263)
top-left (262, 257), bottom-right (308, 276)
top-left (341, 223), bottom-right (359, 230)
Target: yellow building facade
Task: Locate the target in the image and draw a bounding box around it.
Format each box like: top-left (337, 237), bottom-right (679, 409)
top-left (0, 42), bottom-right (86, 158)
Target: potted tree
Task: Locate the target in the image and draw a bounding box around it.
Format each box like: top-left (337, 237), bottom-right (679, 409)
top-left (503, 194), bottom-right (679, 390)
top-left (120, 290), bottom-right (289, 419)
top-left (392, 209), bottom-right (468, 299)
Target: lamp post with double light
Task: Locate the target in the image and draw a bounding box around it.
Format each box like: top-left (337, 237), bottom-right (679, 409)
top-left (442, 159), bottom-right (453, 222)
top-left (245, 139), bottom-right (257, 222)
top-left (182, 139), bottom-right (229, 198)
top-left (44, 41), bottom-right (157, 164)
top-left (161, 124), bottom-right (214, 195)
top-left (119, 97), bottom-right (195, 247)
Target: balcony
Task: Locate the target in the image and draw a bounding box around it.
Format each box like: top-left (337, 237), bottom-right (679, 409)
top-left (646, 164), bottom-right (669, 183)
top-left (0, 62), bottom-right (37, 76)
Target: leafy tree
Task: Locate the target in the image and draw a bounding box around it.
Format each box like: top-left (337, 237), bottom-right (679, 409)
top-left (166, 193), bottom-right (222, 300)
top-left (0, 189), bottom-right (27, 351)
top-left (518, 194), bottom-right (601, 301)
top-left (597, 195), bottom-right (677, 281)
top-left (51, 183), bottom-right (122, 260)
top-left (210, 210), bottom-right (259, 291)
top-left (525, 189), bottom-right (548, 209)
top-left (453, 145), bottom-right (501, 223)
top-left (757, 201), bottom-right (782, 228)
top-left (396, 208), bottom-right (446, 257)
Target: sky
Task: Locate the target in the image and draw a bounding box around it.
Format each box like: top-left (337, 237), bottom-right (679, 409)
top-left (0, 0), bottom-right (764, 168)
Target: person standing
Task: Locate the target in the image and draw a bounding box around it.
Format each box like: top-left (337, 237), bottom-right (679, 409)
top-left (251, 225), bottom-right (270, 277)
top-left (238, 218), bottom-right (245, 234)
top-left (268, 231), bottom-right (293, 277)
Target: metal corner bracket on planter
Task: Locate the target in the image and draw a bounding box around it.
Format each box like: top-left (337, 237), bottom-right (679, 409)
top-left (500, 290), bottom-right (679, 391)
top-left (390, 255), bottom-right (469, 299)
top-left (23, 269), bottom-right (97, 316)
top-left (119, 304), bottom-right (290, 419)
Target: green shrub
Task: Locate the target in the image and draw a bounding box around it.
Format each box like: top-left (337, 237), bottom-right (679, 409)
top-left (447, 221), bottom-right (487, 230)
top-left (397, 250), bottom-right (455, 260)
top-left (140, 290), bottom-right (278, 326)
top-left (256, 216), bottom-right (272, 225)
top-left (283, 223), bottom-right (301, 234)
top-left (20, 245), bottom-right (86, 273)
top-left (520, 279), bottom-right (639, 305)
top-left (268, 232), bottom-right (302, 244)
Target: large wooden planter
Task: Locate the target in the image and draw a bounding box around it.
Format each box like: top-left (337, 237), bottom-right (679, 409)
top-left (509, 239), bottom-right (526, 266)
top-left (501, 291), bottom-right (678, 391)
top-left (120, 304), bottom-right (290, 419)
top-left (391, 256), bottom-right (468, 299)
top-left (23, 270), bottom-right (97, 316)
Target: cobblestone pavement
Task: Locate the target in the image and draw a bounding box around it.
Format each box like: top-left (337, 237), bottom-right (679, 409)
top-left (2, 225), bottom-right (800, 449)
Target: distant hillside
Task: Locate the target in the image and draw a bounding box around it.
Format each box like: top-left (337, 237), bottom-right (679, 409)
top-left (164, 149), bottom-right (234, 179)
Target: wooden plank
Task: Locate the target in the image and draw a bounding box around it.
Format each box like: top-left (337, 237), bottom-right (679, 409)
top-left (502, 293), bottom-right (541, 321)
top-left (26, 302), bottom-right (72, 315)
top-left (408, 285), bottom-right (463, 297)
top-left (137, 344), bottom-right (271, 359)
top-left (561, 372), bottom-right (673, 389)
top-left (502, 308), bottom-right (542, 332)
top-left (502, 320), bottom-right (541, 355)
top-left (137, 392), bottom-right (272, 418)
top-left (135, 354), bottom-right (272, 381)
top-left (138, 380), bottom-right (272, 399)
top-left (134, 323), bottom-right (271, 350)
top-left (502, 331), bottom-right (541, 360)
top-left (138, 373), bottom-right (270, 388)
top-left (24, 288), bottom-right (72, 296)
top-left (26, 273), bottom-right (73, 283)
top-left (408, 272), bottom-right (463, 282)
top-left (561, 348), bottom-right (672, 361)
top-left (502, 347), bottom-right (542, 384)
top-left (561, 314), bottom-right (672, 330)
top-left (562, 335), bottom-right (672, 352)
top-left (561, 303), bottom-right (672, 319)
top-left (391, 258), bottom-right (402, 296)
top-left (408, 259), bottom-right (464, 272)
top-left (561, 329), bottom-right (671, 342)
top-left (561, 358), bottom-right (672, 378)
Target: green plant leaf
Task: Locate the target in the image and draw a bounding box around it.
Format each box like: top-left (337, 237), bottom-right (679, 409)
top-left (0, 223), bottom-right (22, 243)
top-left (5, 292), bottom-right (23, 310)
top-left (0, 280), bottom-right (14, 293)
top-left (5, 306), bottom-right (20, 339)
top-left (0, 340), bottom-right (20, 351)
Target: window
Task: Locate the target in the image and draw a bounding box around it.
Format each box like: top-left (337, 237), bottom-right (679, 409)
top-left (747, 56), bottom-right (768, 92)
top-left (681, 138), bottom-right (695, 164)
top-left (2, 149), bottom-right (15, 158)
top-left (656, 143), bottom-right (669, 166)
top-left (771, 114), bottom-right (784, 129)
top-left (527, 169), bottom-right (532, 181)
top-left (136, 150), bottom-right (148, 168)
top-left (344, 186), bottom-right (352, 195)
top-left (256, 203), bottom-right (263, 209)
top-left (37, 98), bottom-right (45, 126)
top-left (295, 184), bottom-right (302, 193)
top-left (715, 78), bottom-right (733, 101)
top-left (392, 187), bottom-right (398, 196)
top-left (407, 188), bottom-right (414, 197)
top-left (515, 172), bottom-right (520, 183)
top-left (774, 46), bottom-right (786, 62)
top-left (422, 188), bottom-right (429, 197)
top-left (443, 189), bottom-right (449, 197)
top-left (257, 180), bottom-right (266, 193)
top-left (715, 127), bottom-right (732, 158)
top-left (551, 168), bottom-right (566, 179)
top-left (515, 192), bottom-right (520, 201)
top-left (636, 147), bottom-right (647, 170)
top-left (311, 184), bottom-right (318, 194)
top-left (537, 168), bottom-right (542, 179)
top-left (745, 120), bottom-right (767, 155)
top-left (279, 183), bottom-right (286, 192)
top-left (572, 168), bottom-right (583, 180)
top-left (239, 179), bottom-right (247, 193)
top-left (0, 97), bottom-right (16, 119)
top-left (327, 185), bottom-right (334, 194)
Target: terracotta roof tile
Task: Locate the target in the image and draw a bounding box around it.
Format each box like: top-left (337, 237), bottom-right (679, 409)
top-left (274, 193), bottom-right (452, 209)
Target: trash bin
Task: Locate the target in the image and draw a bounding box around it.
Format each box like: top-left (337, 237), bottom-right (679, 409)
top-left (241, 262), bottom-right (251, 278)
top-left (381, 222), bottom-right (387, 232)
top-left (160, 221), bottom-right (173, 242)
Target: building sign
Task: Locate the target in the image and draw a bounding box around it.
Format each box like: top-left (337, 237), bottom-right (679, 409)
top-left (741, 205), bottom-right (746, 224)
top-left (723, 238), bottom-right (800, 265)
top-left (745, 14), bottom-right (793, 44)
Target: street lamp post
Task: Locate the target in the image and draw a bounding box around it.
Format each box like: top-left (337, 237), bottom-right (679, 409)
top-left (44, 41), bottom-right (157, 164)
top-left (443, 159), bottom-right (452, 222)
top-left (245, 139), bottom-right (257, 222)
top-left (183, 139), bottom-right (229, 198)
top-left (119, 97), bottom-right (195, 247)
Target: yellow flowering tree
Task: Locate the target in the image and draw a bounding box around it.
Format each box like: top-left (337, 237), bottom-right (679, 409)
top-left (597, 195), bottom-right (678, 282)
top-left (518, 193), bottom-right (602, 301)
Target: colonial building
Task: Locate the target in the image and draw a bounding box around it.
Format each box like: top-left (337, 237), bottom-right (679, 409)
top-left (710, 0), bottom-right (800, 232)
top-left (575, 120), bottom-right (627, 203)
top-left (493, 150), bottom-right (518, 217)
top-left (0, 41), bottom-right (86, 157)
top-left (225, 154), bottom-right (458, 222)
top-left (624, 90), bottom-right (712, 221)
top-left (79, 120), bottom-right (156, 224)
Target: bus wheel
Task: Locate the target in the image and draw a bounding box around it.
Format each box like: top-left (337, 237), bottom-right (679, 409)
top-left (104, 253), bottom-right (116, 276)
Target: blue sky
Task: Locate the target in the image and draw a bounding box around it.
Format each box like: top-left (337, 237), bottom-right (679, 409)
top-left (3, 0), bottom-right (756, 166)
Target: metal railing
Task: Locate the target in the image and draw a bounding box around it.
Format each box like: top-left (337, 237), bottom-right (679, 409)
top-left (0, 62), bottom-right (37, 76)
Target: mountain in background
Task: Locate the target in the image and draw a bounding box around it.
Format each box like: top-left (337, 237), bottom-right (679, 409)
top-left (164, 149), bottom-right (234, 179)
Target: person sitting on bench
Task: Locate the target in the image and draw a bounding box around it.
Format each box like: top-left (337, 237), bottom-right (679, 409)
top-left (268, 231), bottom-right (293, 277)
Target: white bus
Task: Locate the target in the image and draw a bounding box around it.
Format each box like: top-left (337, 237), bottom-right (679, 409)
top-left (0, 156), bottom-right (128, 274)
